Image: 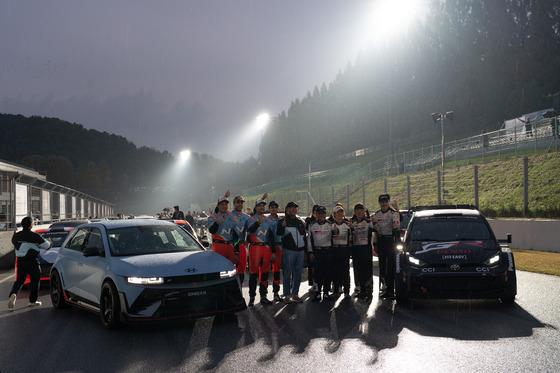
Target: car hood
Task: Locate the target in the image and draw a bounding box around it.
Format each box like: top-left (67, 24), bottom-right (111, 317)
top-left (408, 240), bottom-right (499, 263)
top-left (38, 247), bottom-right (61, 264)
top-left (112, 250), bottom-right (234, 277)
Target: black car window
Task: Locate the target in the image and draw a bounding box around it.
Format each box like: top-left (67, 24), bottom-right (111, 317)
top-left (107, 225), bottom-right (202, 256)
top-left (410, 215), bottom-right (492, 241)
top-left (67, 228), bottom-right (88, 251)
top-left (85, 228), bottom-right (104, 249)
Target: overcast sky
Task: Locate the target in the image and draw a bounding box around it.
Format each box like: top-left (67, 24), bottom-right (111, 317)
top-left (1, 1), bottom-right (386, 162)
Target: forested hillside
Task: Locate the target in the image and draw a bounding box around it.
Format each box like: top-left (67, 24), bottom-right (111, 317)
top-left (1, 0), bottom-right (558, 213)
top-left (258, 0), bottom-right (560, 178)
top-left (0, 114), bottom-right (252, 212)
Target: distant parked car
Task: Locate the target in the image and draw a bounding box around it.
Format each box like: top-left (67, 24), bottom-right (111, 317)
top-left (15, 227), bottom-right (73, 284)
top-left (50, 219), bottom-right (246, 328)
top-left (395, 205), bottom-right (516, 304)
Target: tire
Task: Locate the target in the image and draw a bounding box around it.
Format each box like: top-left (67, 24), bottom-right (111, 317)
top-left (50, 270), bottom-right (67, 309)
top-left (100, 281), bottom-right (121, 329)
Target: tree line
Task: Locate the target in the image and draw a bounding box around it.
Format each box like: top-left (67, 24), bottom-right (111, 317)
top-left (1, 0), bottom-right (558, 212)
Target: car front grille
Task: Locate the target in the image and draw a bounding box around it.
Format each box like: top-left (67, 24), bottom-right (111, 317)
top-left (127, 278), bottom-right (245, 319)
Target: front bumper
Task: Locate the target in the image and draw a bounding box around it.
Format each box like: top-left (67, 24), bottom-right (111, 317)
top-left (122, 278), bottom-right (246, 322)
top-left (396, 270), bottom-right (516, 299)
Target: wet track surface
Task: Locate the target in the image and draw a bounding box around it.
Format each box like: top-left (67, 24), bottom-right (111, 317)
top-left (1, 266), bottom-right (559, 373)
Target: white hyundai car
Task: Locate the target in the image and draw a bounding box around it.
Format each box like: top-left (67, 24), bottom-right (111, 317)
top-left (50, 219), bottom-right (246, 328)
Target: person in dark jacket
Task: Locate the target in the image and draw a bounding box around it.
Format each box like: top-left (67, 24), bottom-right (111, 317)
top-left (8, 217), bottom-right (52, 311)
top-left (276, 201), bottom-right (307, 302)
top-left (172, 206), bottom-right (185, 220)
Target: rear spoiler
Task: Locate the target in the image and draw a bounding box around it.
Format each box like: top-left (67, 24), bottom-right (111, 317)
top-left (411, 204), bottom-right (478, 212)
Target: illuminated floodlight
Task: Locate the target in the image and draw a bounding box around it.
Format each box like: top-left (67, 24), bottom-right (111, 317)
top-left (179, 149), bottom-right (191, 162)
top-left (361, 0), bottom-right (429, 48)
top-left (256, 113), bottom-right (270, 130)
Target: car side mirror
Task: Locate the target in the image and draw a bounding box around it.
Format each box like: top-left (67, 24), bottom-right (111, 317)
top-left (201, 240), bottom-right (210, 248)
top-left (83, 246), bottom-right (105, 257)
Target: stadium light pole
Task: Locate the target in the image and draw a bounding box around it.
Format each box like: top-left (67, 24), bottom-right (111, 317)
top-left (431, 111), bottom-right (454, 203)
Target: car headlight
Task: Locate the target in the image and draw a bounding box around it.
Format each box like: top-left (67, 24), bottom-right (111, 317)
top-left (127, 277), bottom-right (164, 285)
top-left (220, 269), bottom-right (237, 279)
top-left (484, 253), bottom-right (501, 266)
top-left (407, 254), bottom-right (426, 266)
top-left (396, 244), bottom-right (404, 251)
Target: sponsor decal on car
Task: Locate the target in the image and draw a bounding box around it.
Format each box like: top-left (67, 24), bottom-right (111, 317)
top-left (416, 241), bottom-right (482, 254)
top-left (442, 255), bottom-right (467, 260)
top-left (507, 251), bottom-right (514, 271)
top-left (449, 264), bottom-right (461, 271)
top-left (188, 290), bottom-right (207, 297)
top-left (421, 268), bottom-right (436, 273)
top-left (185, 268), bottom-right (198, 273)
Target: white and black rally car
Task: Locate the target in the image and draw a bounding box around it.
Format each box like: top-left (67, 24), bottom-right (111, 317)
top-left (395, 205), bottom-right (516, 304)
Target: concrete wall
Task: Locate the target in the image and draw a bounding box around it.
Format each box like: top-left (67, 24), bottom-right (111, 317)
top-left (0, 231), bottom-right (15, 270)
top-left (488, 219), bottom-right (560, 253)
top-left (0, 219), bottom-right (558, 270)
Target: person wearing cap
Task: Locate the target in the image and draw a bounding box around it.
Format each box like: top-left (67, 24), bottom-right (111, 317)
top-left (276, 201), bottom-right (307, 303)
top-left (307, 206), bottom-right (335, 302)
top-left (207, 196), bottom-right (238, 264)
top-left (229, 195), bottom-right (252, 287)
top-left (332, 205), bottom-right (352, 298)
top-left (373, 194), bottom-right (400, 299)
top-left (350, 203), bottom-right (378, 300)
top-left (268, 200), bottom-right (284, 302)
top-left (305, 204), bottom-right (320, 292)
top-left (246, 198), bottom-right (276, 306)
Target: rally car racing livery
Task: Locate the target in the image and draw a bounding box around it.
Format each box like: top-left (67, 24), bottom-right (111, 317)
top-left (395, 205), bottom-right (516, 304)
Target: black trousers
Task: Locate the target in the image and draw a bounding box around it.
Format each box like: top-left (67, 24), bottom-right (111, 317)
top-left (378, 236), bottom-right (396, 292)
top-left (333, 246), bottom-right (351, 293)
top-left (10, 257), bottom-right (41, 303)
top-left (314, 248), bottom-right (334, 294)
top-left (351, 245), bottom-right (373, 293)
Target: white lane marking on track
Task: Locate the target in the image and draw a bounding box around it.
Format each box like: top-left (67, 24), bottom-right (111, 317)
top-left (0, 274), bottom-right (15, 283)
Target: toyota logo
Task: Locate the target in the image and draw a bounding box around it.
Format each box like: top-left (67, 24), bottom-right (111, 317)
top-left (450, 264), bottom-right (460, 271)
top-left (185, 268), bottom-right (198, 273)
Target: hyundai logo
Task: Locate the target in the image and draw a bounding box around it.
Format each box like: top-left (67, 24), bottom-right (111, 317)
top-left (450, 264), bottom-right (461, 271)
top-left (185, 268), bottom-right (198, 273)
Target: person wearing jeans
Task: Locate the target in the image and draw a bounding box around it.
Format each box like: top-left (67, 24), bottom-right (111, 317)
top-left (276, 201), bottom-right (307, 303)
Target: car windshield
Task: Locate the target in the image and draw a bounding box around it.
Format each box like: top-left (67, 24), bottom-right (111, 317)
top-left (39, 231), bottom-right (70, 247)
top-left (409, 215), bottom-right (492, 242)
top-left (107, 225), bottom-right (202, 256)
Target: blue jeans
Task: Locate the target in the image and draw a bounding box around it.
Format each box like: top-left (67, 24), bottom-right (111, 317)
top-left (282, 248), bottom-right (304, 297)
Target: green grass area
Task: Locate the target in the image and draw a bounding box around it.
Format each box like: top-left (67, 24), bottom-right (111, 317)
top-left (245, 149), bottom-right (560, 219)
top-left (512, 249), bottom-right (560, 277)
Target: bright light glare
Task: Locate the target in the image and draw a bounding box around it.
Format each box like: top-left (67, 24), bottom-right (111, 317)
top-left (256, 113), bottom-right (270, 130)
top-left (179, 149), bottom-right (191, 162)
top-left (361, 0), bottom-right (429, 48)
top-left (127, 277), bottom-right (164, 285)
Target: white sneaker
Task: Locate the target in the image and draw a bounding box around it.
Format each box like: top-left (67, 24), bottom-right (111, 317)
top-left (28, 301), bottom-right (42, 307)
top-left (8, 294), bottom-right (16, 311)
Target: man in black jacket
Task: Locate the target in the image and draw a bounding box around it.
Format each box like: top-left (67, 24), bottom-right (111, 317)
top-left (8, 217), bottom-right (52, 311)
top-left (276, 202), bottom-right (307, 302)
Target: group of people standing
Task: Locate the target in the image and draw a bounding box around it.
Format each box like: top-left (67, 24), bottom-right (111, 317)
top-left (207, 191), bottom-right (401, 306)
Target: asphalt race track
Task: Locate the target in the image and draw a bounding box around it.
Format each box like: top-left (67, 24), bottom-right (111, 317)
top-left (0, 266), bottom-right (558, 373)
